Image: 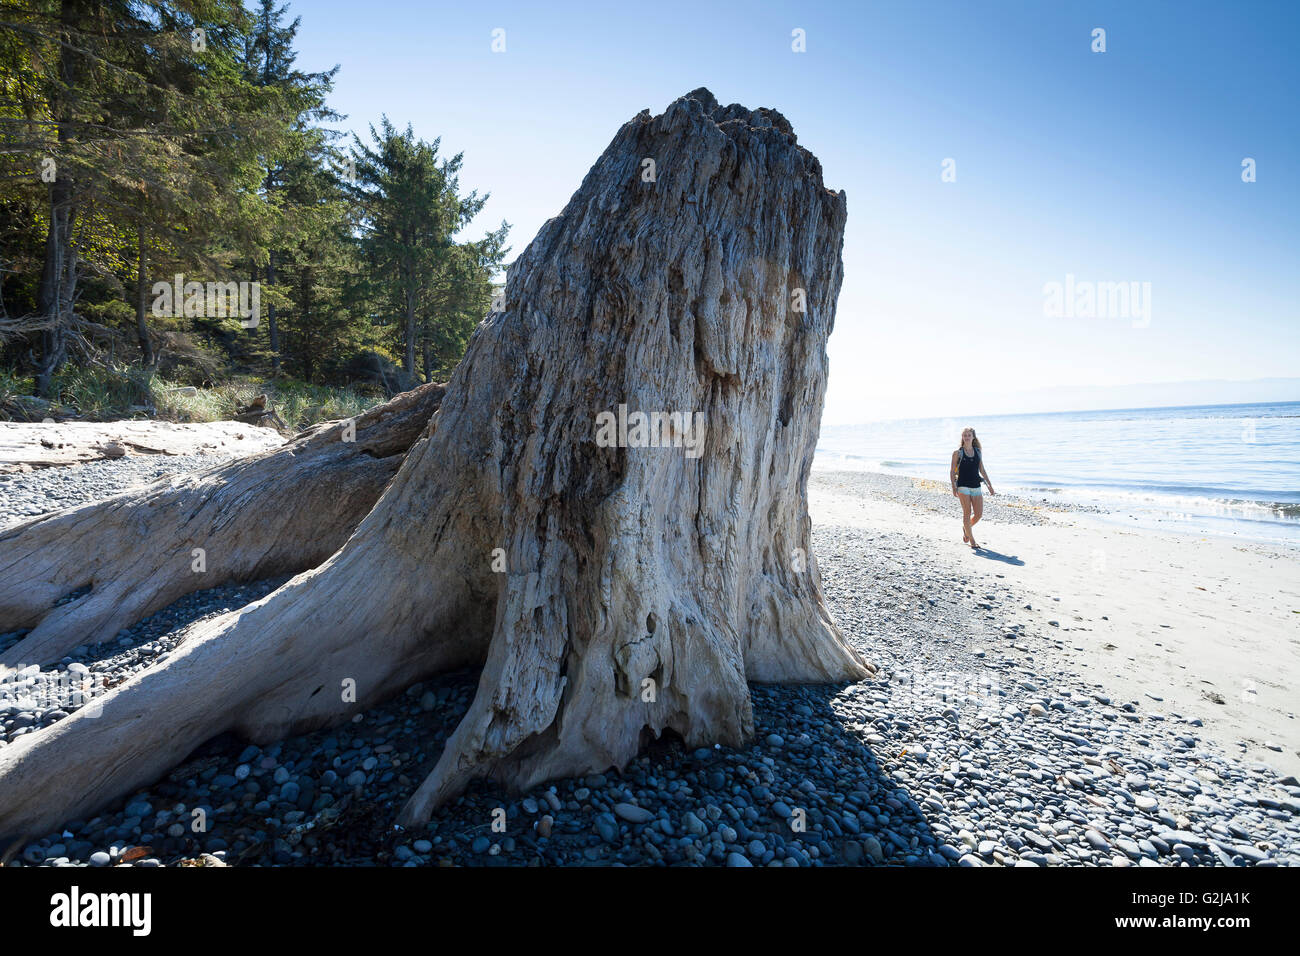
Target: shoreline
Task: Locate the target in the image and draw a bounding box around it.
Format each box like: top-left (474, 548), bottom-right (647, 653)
top-left (809, 469), bottom-right (1300, 782)
top-left (812, 460), bottom-right (1300, 549)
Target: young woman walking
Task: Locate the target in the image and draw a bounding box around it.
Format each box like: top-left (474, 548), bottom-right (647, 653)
top-left (950, 427), bottom-right (995, 549)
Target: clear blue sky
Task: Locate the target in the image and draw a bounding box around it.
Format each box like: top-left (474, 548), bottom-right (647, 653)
top-left (288, 0), bottom-right (1299, 423)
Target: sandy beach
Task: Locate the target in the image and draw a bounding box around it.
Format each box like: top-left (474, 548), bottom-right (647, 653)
top-left (810, 470), bottom-right (1300, 781)
top-left (3, 451), bottom-right (1298, 866)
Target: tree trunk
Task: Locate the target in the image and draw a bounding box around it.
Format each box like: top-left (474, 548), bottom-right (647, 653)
top-left (34, 174), bottom-right (76, 398)
top-left (0, 89), bottom-right (871, 846)
top-left (135, 225), bottom-right (153, 366)
top-left (33, 206), bottom-right (76, 398)
top-left (33, 0), bottom-right (84, 398)
top-left (403, 283), bottom-right (416, 377)
top-left (263, 151), bottom-right (281, 375)
top-left (299, 266), bottom-right (314, 381)
top-left (266, 250), bottom-right (280, 374)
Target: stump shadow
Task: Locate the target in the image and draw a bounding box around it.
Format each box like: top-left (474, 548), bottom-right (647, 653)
top-left (435, 678), bottom-right (949, 867)
top-left (13, 571), bottom-right (955, 867)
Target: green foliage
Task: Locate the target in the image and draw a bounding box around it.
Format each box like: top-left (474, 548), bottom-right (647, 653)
top-left (151, 374), bottom-right (379, 428)
top-left (47, 363), bottom-right (153, 417)
top-left (345, 116), bottom-right (508, 381)
top-left (0, 359), bottom-right (380, 427)
top-left (0, 366), bottom-right (35, 400)
top-left (0, 0), bottom-right (506, 401)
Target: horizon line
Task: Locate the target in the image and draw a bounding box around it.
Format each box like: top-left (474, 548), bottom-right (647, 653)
top-left (824, 396), bottom-right (1300, 428)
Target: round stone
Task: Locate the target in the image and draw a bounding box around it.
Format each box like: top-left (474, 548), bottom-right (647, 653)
top-left (614, 803), bottom-right (654, 824)
top-left (594, 816), bottom-right (618, 843)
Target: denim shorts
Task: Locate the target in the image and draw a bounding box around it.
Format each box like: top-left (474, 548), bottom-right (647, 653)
top-left (957, 486), bottom-right (983, 497)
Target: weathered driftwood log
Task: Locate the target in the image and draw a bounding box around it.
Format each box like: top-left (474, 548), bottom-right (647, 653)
top-left (0, 383), bottom-right (444, 672)
top-left (0, 88), bottom-right (870, 846)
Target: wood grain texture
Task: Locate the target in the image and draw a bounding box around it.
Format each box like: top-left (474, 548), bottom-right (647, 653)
top-left (0, 90), bottom-right (872, 845)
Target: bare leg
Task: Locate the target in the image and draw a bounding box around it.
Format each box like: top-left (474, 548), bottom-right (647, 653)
top-left (969, 495), bottom-right (983, 548)
top-left (962, 493), bottom-right (980, 549)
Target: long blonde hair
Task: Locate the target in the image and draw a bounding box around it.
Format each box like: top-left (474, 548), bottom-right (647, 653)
top-left (961, 427), bottom-right (982, 453)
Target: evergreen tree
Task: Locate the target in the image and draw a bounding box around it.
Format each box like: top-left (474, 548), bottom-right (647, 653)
top-left (241, 0), bottom-right (340, 374)
top-left (0, 0), bottom-right (290, 391)
top-left (418, 228), bottom-right (508, 382)
top-left (346, 116), bottom-right (506, 380)
top-left (274, 148), bottom-right (368, 382)
top-left (1, 2), bottom-right (505, 395)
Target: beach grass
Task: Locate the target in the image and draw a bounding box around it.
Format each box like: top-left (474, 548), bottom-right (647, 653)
top-left (0, 365), bottom-right (384, 432)
top-left (151, 377), bottom-right (380, 431)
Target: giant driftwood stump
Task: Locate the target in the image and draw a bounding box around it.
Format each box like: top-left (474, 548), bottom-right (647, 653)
top-left (0, 88), bottom-right (869, 845)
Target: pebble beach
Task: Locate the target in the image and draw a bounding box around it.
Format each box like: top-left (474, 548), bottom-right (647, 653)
top-left (1, 456), bottom-right (1297, 867)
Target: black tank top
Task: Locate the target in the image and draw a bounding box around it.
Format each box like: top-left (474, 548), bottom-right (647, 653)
top-left (957, 445), bottom-right (982, 487)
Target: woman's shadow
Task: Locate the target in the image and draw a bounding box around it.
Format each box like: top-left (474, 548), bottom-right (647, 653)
top-left (972, 547), bottom-right (1024, 566)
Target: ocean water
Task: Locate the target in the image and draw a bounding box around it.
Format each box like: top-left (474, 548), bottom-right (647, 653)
top-left (815, 401), bottom-right (1300, 545)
